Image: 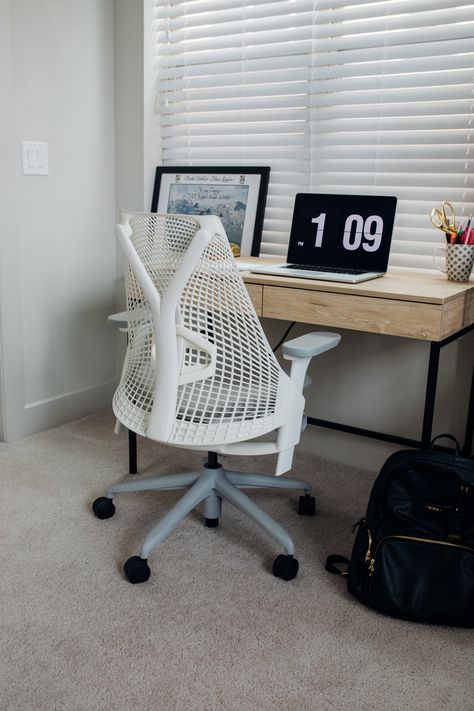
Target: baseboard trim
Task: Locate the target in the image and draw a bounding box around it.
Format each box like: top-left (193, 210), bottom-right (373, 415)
top-left (5, 380), bottom-right (117, 442)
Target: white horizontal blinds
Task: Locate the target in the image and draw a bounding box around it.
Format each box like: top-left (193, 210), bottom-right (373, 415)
top-left (155, 0), bottom-right (474, 266)
top-left (155, 0), bottom-right (314, 255)
top-left (310, 0), bottom-right (474, 269)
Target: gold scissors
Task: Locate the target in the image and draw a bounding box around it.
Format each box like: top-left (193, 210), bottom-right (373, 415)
top-left (430, 201), bottom-right (457, 235)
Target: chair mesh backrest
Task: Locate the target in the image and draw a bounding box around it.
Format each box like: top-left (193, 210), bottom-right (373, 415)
top-left (113, 213), bottom-right (296, 446)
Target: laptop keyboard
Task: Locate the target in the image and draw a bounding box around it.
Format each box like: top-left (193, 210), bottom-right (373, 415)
top-left (285, 264), bottom-right (367, 275)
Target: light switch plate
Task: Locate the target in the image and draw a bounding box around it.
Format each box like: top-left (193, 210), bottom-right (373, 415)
top-left (22, 141), bottom-right (48, 175)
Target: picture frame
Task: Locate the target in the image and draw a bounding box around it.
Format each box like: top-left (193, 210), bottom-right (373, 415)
top-left (151, 166), bottom-right (270, 256)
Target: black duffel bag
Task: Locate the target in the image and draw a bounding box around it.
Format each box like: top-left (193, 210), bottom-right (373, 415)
top-left (327, 435), bottom-right (474, 627)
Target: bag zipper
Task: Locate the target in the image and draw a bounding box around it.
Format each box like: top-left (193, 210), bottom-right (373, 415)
top-left (364, 527), bottom-right (373, 565)
top-left (366, 534), bottom-right (474, 577)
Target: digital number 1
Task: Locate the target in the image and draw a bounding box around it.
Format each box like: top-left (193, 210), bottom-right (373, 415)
top-left (312, 213), bottom-right (326, 247)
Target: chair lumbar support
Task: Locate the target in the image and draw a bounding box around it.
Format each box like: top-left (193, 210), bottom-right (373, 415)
top-left (93, 456), bottom-right (315, 584)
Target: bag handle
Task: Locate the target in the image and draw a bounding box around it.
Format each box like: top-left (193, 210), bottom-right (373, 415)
top-left (429, 433), bottom-right (461, 456)
top-left (325, 554), bottom-right (350, 576)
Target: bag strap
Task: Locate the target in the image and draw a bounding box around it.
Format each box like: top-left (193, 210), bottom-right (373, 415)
top-left (430, 433), bottom-right (461, 456)
top-left (325, 554), bottom-right (350, 576)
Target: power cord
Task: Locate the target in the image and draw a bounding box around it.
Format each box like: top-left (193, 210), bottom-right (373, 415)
top-left (272, 322), bottom-right (296, 353)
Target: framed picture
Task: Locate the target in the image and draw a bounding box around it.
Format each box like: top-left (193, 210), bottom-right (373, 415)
top-left (151, 166), bottom-right (270, 256)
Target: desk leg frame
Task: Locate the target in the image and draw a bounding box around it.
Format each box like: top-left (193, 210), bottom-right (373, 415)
top-left (421, 341), bottom-right (440, 447)
top-left (128, 430), bottom-right (137, 474)
top-left (309, 325), bottom-right (473, 458)
top-left (464, 364), bottom-right (474, 457)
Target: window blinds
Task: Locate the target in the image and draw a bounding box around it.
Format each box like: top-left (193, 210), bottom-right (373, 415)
top-left (154, 0), bottom-right (474, 267)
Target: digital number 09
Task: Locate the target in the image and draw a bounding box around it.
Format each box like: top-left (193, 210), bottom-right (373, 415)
top-left (343, 214), bottom-right (383, 252)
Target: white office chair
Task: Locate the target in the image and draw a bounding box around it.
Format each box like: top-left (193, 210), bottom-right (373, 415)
top-left (93, 212), bottom-right (340, 583)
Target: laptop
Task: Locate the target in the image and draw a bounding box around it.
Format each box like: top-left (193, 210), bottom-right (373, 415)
top-left (247, 193), bottom-right (397, 284)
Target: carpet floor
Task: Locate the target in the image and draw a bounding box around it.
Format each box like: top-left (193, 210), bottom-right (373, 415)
top-left (0, 410), bottom-right (471, 711)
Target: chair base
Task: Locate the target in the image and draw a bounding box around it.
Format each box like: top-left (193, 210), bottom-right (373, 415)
top-left (99, 463), bottom-right (313, 580)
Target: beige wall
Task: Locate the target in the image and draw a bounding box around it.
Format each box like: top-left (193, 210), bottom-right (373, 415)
top-left (0, 0), bottom-right (117, 440)
top-left (0, 0), bottom-right (19, 441)
top-left (114, 0), bottom-right (145, 217)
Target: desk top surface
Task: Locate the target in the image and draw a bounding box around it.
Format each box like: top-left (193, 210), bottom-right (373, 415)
top-left (238, 258), bottom-right (474, 306)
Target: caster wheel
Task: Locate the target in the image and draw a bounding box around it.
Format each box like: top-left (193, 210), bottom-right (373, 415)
top-left (272, 554), bottom-right (299, 581)
top-left (92, 496), bottom-right (115, 519)
top-left (298, 494), bottom-right (316, 516)
top-left (205, 518), bottom-right (219, 528)
top-left (123, 556), bottom-right (151, 584)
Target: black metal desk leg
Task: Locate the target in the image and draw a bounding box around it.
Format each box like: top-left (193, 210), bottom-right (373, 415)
top-left (462, 364), bottom-right (474, 458)
top-left (128, 429), bottom-right (138, 474)
top-left (421, 341), bottom-right (441, 447)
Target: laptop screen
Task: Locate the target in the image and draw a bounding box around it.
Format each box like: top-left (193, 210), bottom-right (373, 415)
top-left (287, 193), bottom-right (397, 272)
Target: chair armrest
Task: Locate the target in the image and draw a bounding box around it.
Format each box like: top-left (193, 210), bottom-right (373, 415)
top-left (107, 307), bottom-right (151, 329)
top-left (282, 362), bottom-right (312, 389)
top-left (107, 311), bottom-right (130, 329)
top-left (275, 331), bottom-right (341, 475)
top-left (282, 331), bottom-right (341, 359)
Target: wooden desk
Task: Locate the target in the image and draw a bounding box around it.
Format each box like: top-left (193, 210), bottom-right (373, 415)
top-left (239, 258), bottom-right (474, 456)
top-left (124, 261), bottom-right (473, 474)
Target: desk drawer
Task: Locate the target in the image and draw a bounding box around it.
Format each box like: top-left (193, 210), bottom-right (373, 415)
top-left (263, 286), bottom-right (442, 340)
top-left (246, 283), bottom-right (263, 316)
